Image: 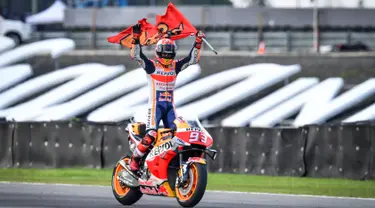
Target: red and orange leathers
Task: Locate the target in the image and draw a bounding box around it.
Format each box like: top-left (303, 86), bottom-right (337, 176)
top-left (130, 40), bottom-right (201, 131)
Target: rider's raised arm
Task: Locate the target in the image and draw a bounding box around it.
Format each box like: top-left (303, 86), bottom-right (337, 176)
top-left (175, 31), bottom-right (205, 75)
top-left (130, 24), bottom-right (155, 74)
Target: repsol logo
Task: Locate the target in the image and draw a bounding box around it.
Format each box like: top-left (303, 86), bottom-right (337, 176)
top-left (148, 141), bottom-right (173, 158)
top-left (155, 71), bottom-right (176, 76)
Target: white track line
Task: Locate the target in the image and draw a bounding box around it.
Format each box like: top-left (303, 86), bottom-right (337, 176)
top-left (208, 190), bottom-right (375, 200)
top-left (1, 181), bottom-right (374, 200)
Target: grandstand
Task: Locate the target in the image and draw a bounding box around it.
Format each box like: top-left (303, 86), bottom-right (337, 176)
top-left (1, 0), bottom-right (375, 52)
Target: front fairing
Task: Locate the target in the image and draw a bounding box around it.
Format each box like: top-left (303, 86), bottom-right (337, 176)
top-left (173, 116), bottom-right (213, 148)
top-left (174, 130), bottom-right (213, 148)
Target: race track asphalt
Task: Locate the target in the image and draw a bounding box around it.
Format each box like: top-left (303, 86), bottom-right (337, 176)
top-left (0, 182), bottom-right (374, 208)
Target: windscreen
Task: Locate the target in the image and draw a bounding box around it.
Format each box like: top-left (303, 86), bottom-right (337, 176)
top-left (186, 120), bottom-right (201, 128)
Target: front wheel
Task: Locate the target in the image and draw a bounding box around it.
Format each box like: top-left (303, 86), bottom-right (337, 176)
top-left (175, 163), bottom-right (208, 207)
top-left (111, 156), bottom-right (143, 205)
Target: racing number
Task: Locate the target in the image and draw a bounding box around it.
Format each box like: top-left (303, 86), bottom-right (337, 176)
top-left (189, 132), bottom-right (207, 143)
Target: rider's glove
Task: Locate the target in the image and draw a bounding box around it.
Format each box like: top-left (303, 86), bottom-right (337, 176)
top-left (132, 23), bottom-right (141, 44)
top-left (194, 31), bottom-right (205, 49)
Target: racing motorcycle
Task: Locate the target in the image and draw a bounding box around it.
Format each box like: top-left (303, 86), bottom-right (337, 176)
top-left (111, 116), bottom-right (217, 207)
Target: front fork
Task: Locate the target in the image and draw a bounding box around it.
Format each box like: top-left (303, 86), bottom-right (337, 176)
top-left (177, 147), bottom-right (206, 187)
top-left (180, 153), bottom-right (190, 184)
top-left (178, 150), bottom-right (189, 186)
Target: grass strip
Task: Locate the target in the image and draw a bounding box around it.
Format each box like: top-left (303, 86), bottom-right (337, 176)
top-left (1, 168), bottom-right (374, 198)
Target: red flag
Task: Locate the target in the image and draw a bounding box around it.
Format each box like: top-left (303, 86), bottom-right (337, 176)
top-left (107, 18), bottom-right (160, 49)
top-left (155, 2), bottom-right (197, 40)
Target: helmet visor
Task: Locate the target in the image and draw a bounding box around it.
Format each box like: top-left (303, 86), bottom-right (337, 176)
top-left (157, 43), bottom-right (176, 53)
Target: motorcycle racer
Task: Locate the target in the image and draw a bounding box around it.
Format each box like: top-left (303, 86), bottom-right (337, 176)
top-left (128, 23), bottom-right (205, 174)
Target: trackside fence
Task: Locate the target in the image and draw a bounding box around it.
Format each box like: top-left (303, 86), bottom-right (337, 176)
top-left (0, 121), bottom-right (374, 180)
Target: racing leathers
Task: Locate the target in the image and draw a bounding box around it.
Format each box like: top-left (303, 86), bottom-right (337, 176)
top-left (128, 23), bottom-right (205, 173)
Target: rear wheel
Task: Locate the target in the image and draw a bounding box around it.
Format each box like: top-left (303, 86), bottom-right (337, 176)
top-left (175, 163), bottom-right (207, 207)
top-left (111, 156), bottom-right (143, 205)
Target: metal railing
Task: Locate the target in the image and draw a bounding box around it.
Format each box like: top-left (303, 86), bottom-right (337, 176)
top-left (30, 30), bottom-right (375, 52)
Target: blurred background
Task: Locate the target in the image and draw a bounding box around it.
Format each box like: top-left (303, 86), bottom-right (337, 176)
top-left (1, 0), bottom-right (375, 53)
top-left (1, 0), bottom-right (375, 190)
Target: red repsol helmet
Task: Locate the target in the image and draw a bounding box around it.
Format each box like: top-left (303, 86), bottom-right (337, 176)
top-left (155, 38), bottom-right (177, 65)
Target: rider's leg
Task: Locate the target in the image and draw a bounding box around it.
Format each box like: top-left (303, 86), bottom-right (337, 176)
top-left (162, 103), bottom-right (177, 129)
top-left (129, 129), bottom-right (157, 171)
top-left (129, 104), bottom-right (161, 172)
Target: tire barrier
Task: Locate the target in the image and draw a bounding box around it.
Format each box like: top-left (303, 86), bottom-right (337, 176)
top-left (370, 123), bottom-right (375, 180)
top-left (12, 122), bottom-right (102, 168)
top-left (0, 122), bottom-right (13, 168)
top-left (1, 121), bottom-right (374, 180)
top-left (207, 127), bottom-right (306, 177)
top-left (101, 124), bottom-right (131, 169)
top-left (304, 123), bottom-right (373, 180)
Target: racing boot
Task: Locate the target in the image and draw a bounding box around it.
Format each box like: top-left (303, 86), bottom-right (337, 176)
top-left (128, 130), bottom-right (157, 175)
